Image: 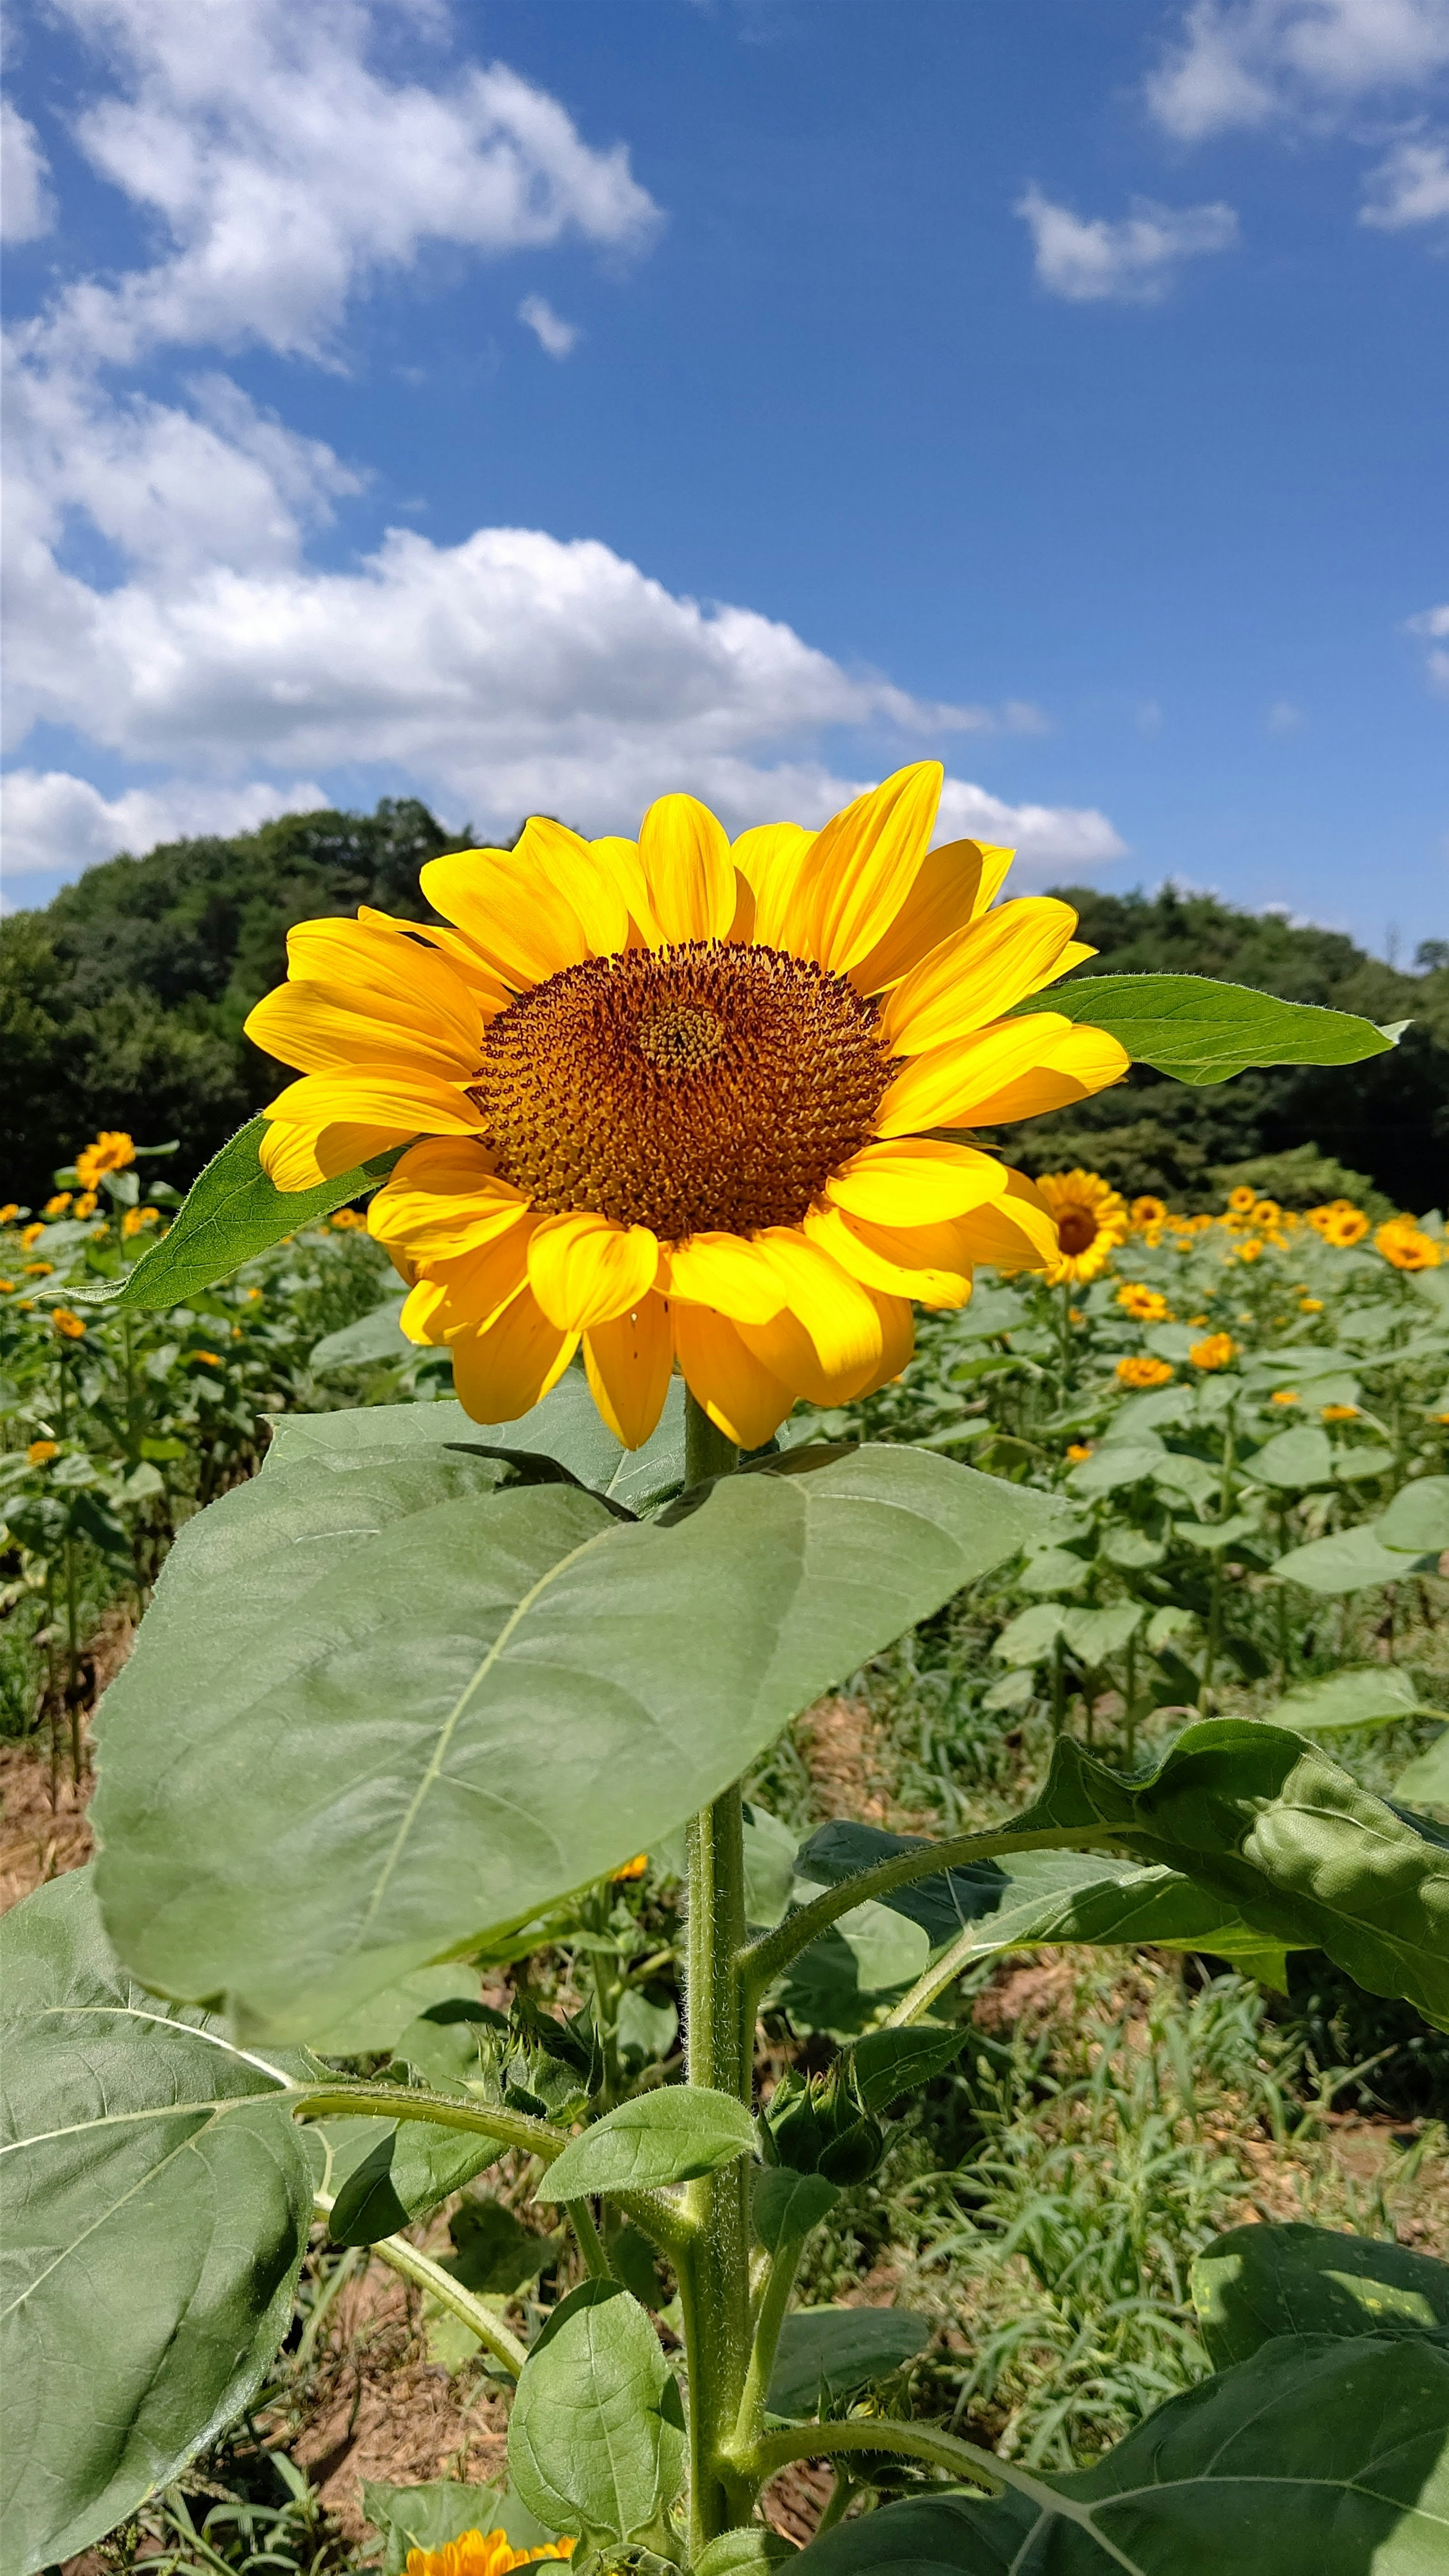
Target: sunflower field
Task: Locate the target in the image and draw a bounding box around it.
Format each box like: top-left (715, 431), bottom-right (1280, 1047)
top-left (2, 777), bottom-right (1447, 2576)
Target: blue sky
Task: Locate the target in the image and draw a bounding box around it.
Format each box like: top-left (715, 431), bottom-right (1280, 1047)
top-left (3, 0), bottom-right (1446, 954)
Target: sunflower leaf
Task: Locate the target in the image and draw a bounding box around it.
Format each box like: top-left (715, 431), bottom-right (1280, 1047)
top-left (53, 1115), bottom-right (409, 1310)
top-left (1014, 972), bottom-right (1400, 1086)
top-left (93, 1435), bottom-right (1063, 2041)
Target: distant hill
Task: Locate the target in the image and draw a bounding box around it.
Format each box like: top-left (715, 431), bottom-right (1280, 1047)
top-left (2, 803), bottom-right (1444, 1208)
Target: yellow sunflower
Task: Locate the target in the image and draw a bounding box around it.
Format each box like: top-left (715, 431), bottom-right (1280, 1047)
top-left (406, 2535), bottom-right (574, 2576)
top-left (1322, 1206), bottom-right (1369, 1248)
top-left (1129, 1194), bottom-right (1166, 1227)
top-left (74, 1130), bottom-right (135, 1189)
top-left (245, 764), bottom-right (1126, 1449)
top-left (1116, 1354), bottom-right (1173, 1388)
top-left (1033, 1168), bottom-right (1129, 1286)
top-left (1375, 1216), bottom-right (1441, 1272)
top-left (1116, 1282), bottom-right (1170, 1323)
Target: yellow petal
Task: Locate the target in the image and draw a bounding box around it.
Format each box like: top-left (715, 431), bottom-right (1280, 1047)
top-left (874, 1014), bottom-right (1075, 1136)
top-left (406, 1220), bottom-right (536, 1334)
top-left (523, 818), bottom-right (632, 955)
top-left (451, 1287), bottom-right (579, 1424)
top-left (879, 898), bottom-right (1080, 1055)
top-left (780, 763), bottom-right (943, 972)
top-left (740, 1231), bottom-right (884, 1386)
top-left (420, 842), bottom-right (593, 988)
top-left (260, 1119), bottom-right (415, 1191)
top-left (527, 1212), bottom-right (661, 1331)
top-left (638, 794), bottom-right (736, 943)
top-left (368, 1138), bottom-right (529, 1261)
top-left (731, 823), bottom-right (814, 948)
top-left (1023, 938), bottom-right (1095, 995)
top-left (590, 835), bottom-right (663, 944)
top-left (357, 907), bottom-right (513, 1012)
top-left (672, 1302), bottom-right (796, 1450)
top-left (849, 839), bottom-right (1015, 995)
top-left (823, 1138), bottom-right (1008, 1226)
top-left (661, 1232), bottom-right (789, 1325)
top-left (583, 1293), bottom-right (674, 1448)
top-left (849, 1288), bottom-right (915, 1397)
top-left (723, 868), bottom-right (756, 943)
top-left (948, 1166), bottom-right (1060, 1271)
top-left (803, 1203), bottom-right (975, 1307)
top-left (285, 916), bottom-right (485, 1049)
top-left (957, 1021), bottom-right (1130, 1126)
top-left (246, 983), bottom-right (480, 1083)
top-left (263, 1069), bottom-right (486, 1136)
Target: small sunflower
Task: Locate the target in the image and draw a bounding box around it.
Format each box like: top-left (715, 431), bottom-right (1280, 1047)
top-left (1270, 1389), bottom-right (1300, 1406)
top-left (1116, 1354), bottom-right (1173, 1388)
top-left (1115, 1282), bottom-right (1170, 1323)
top-left (122, 1205), bottom-right (160, 1238)
top-left (28, 1439), bottom-right (58, 1466)
top-left (246, 766), bottom-right (1126, 1447)
top-left (1190, 1332), bottom-right (1238, 1371)
top-left (1375, 1216), bottom-right (1441, 1272)
top-left (42, 1192), bottom-right (72, 1218)
top-left (75, 1130), bottom-right (136, 1189)
top-left (1129, 1194), bottom-right (1166, 1227)
top-left (1065, 1441), bottom-right (1094, 1463)
top-left (1225, 1186), bottom-right (1257, 1217)
top-left (1321, 1403), bottom-right (1358, 1422)
top-left (1034, 1169), bottom-right (1129, 1287)
top-left (406, 2535), bottom-right (574, 2576)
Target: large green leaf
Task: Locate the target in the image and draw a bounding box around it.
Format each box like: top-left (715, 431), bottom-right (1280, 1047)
top-left (1395, 1732), bottom-right (1449, 1806)
top-left (59, 1116), bottom-right (408, 1310)
top-left (537, 2086), bottom-right (756, 2200)
top-left (1015, 1719), bottom-right (1449, 2025)
top-left (94, 1434), bottom-right (1060, 2040)
top-left (1242, 1426), bottom-right (1338, 1491)
top-left (506, 2280), bottom-right (685, 2545)
top-left (1264, 1667), bottom-right (1441, 1736)
top-left (766, 2308), bottom-right (930, 2420)
top-left (849, 2024), bottom-right (970, 2112)
top-left (793, 2336), bottom-right (1449, 2571)
top-left (265, 1373), bottom-right (689, 1515)
top-left (310, 1297), bottom-right (411, 1371)
top-left (1015, 973), bottom-right (1400, 1087)
top-left (1378, 1476), bottom-right (1449, 1556)
top-left (1191, 2223), bottom-right (1449, 2367)
top-left (0, 1870), bottom-right (312, 2576)
top-left (778, 1901), bottom-right (929, 2039)
top-left (327, 2111), bottom-right (502, 2245)
top-left (1274, 1523), bottom-right (1438, 1593)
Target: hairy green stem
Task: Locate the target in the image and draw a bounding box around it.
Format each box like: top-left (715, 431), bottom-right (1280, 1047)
top-left (369, 2228), bottom-right (531, 2376)
top-left (565, 2196), bottom-right (614, 2281)
top-left (737, 2415), bottom-right (1006, 2499)
top-left (294, 2083), bottom-right (567, 2164)
top-left (731, 2234), bottom-right (804, 2461)
top-left (737, 1823), bottom-right (1123, 2021)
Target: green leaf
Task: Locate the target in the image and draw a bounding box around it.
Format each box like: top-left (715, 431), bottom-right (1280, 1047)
top-left (506, 2281), bottom-right (686, 2545)
top-left (1274, 1523), bottom-right (1437, 1593)
top-left (1395, 1732), bottom-right (1449, 1806)
top-left (1264, 1666), bottom-right (1437, 1736)
top-left (1242, 1426), bottom-right (1338, 1490)
top-left (263, 1375), bottom-right (689, 1516)
top-left (1062, 1603), bottom-right (1143, 1664)
top-left (301, 1963), bottom-right (485, 2057)
top-left (754, 2168), bottom-right (841, 2251)
top-left (310, 1297), bottom-right (411, 1371)
top-left (1192, 2223), bottom-right (1449, 2367)
top-left (361, 2479), bottom-right (561, 2574)
top-left (1015, 972), bottom-right (1400, 1086)
top-left (1016, 1719), bottom-right (1449, 2025)
top-left (849, 2023), bottom-right (969, 2112)
top-left (695, 2534), bottom-right (800, 2572)
top-left (743, 1801), bottom-right (803, 1929)
top-left (793, 2336), bottom-right (1449, 2571)
top-left (766, 2308), bottom-right (930, 2420)
top-left (1016, 1545), bottom-right (1089, 1596)
top-left (778, 1902), bottom-right (929, 2040)
top-left (60, 1117), bottom-right (408, 1309)
top-left (0, 1869), bottom-right (312, 2576)
top-left (1377, 1475), bottom-right (1449, 1556)
top-left (537, 2086), bottom-right (755, 2200)
top-left (94, 1440), bottom-right (1062, 2041)
top-left (328, 2114), bottom-right (502, 2246)
top-left (446, 2196), bottom-right (559, 2295)
top-left (1068, 1443), bottom-right (1163, 1496)
top-left (992, 1600), bottom-right (1068, 1666)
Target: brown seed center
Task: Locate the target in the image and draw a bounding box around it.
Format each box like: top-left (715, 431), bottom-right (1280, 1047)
top-left (1057, 1209), bottom-right (1100, 1255)
top-left (467, 940), bottom-right (894, 1241)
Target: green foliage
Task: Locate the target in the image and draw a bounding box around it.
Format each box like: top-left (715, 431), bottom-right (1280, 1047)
top-left (507, 2281), bottom-right (686, 2547)
top-left (1015, 973), bottom-right (1398, 1084)
top-left (1191, 2222), bottom-right (1449, 2365)
top-left (538, 2087), bottom-right (756, 2199)
top-left (766, 2309), bottom-right (930, 2419)
top-left (362, 2479), bottom-right (561, 2571)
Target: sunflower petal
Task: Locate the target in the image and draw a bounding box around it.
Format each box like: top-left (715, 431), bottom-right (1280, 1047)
top-left (661, 1232), bottom-right (789, 1325)
top-left (407, 1219), bottom-right (537, 1333)
top-left (527, 1212), bottom-right (661, 1331)
top-left (246, 983), bottom-right (479, 1083)
top-left (583, 1293), bottom-right (675, 1448)
top-left (451, 1287), bottom-right (579, 1424)
top-left (957, 1022), bottom-right (1130, 1126)
top-left (874, 1014), bottom-right (1087, 1137)
top-left (1024, 938), bottom-right (1095, 994)
top-left (849, 1289), bottom-right (915, 1396)
top-left (638, 794), bottom-right (736, 943)
top-left (780, 763), bottom-right (943, 972)
top-left (260, 1119), bottom-right (417, 1191)
top-left (524, 818), bottom-right (632, 955)
top-left (672, 1303), bottom-right (796, 1450)
top-left (948, 1166), bottom-right (1060, 1272)
top-left (731, 823), bottom-right (814, 948)
top-left (263, 1069), bottom-right (486, 1137)
top-left (743, 1232), bottom-right (884, 1383)
top-left (591, 835), bottom-right (664, 944)
top-left (824, 1138), bottom-right (1008, 1226)
top-left (357, 907), bottom-right (513, 1012)
top-left (879, 898), bottom-right (1080, 1055)
top-left (368, 1139), bottom-right (529, 1261)
top-left (803, 1203), bottom-right (975, 1307)
top-left (284, 917), bottom-right (485, 1046)
top-left (420, 840), bottom-right (594, 988)
top-left (848, 839), bottom-right (1015, 995)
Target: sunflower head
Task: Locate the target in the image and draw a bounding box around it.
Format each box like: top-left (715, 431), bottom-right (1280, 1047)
top-left (1129, 1194), bottom-right (1167, 1227)
top-left (1035, 1168), bottom-right (1129, 1286)
top-left (1116, 1354), bottom-right (1173, 1388)
top-left (75, 1130), bottom-right (136, 1189)
top-left (405, 2534), bottom-right (575, 2575)
top-left (1322, 1206), bottom-right (1370, 1248)
top-left (1226, 1185), bottom-right (1257, 1216)
top-left (1375, 1216), bottom-right (1441, 1272)
top-left (243, 767), bottom-right (1128, 1447)
top-left (1116, 1282), bottom-right (1170, 1323)
top-left (1190, 1332), bottom-right (1238, 1371)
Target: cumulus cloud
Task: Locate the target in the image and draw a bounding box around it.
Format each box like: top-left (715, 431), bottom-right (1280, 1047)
top-left (1016, 185), bottom-right (1239, 302)
top-left (1, 100), bottom-right (53, 242)
top-left (1147, 0), bottom-right (1449, 140)
top-left (1361, 134), bottom-right (1449, 225)
top-left (1406, 601), bottom-right (1449, 695)
top-left (518, 294), bottom-right (580, 357)
top-left (24, 0), bottom-right (661, 368)
top-left (1, 769), bottom-right (329, 881)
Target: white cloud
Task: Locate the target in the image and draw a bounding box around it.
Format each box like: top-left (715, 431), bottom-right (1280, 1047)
top-left (23, 0), bottom-right (661, 369)
top-left (1407, 601), bottom-right (1449, 695)
top-left (1266, 698), bottom-right (1307, 731)
top-left (519, 293), bottom-right (580, 357)
top-left (1017, 185), bottom-right (1239, 302)
top-left (1148, 0), bottom-right (1449, 140)
top-left (1, 100), bottom-right (53, 242)
top-left (1361, 134), bottom-right (1449, 225)
top-left (1, 769), bottom-right (329, 880)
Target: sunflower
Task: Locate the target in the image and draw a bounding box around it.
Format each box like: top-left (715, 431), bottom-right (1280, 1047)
top-left (1033, 1169), bottom-right (1129, 1286)
top-left (1115, 1282), bottom-right (1170, 1323)
top-left (1116, 1354), bottom-right (1173, 1388)
top-left (1189, 1333), bottom-right (1237, 1371)
top-left (74, 1130), bottom-right (135, 1189)
top-left (406, 2536), bottom-right (574, 2576)
top-left (1225, 1185), bottom-right (1257, 1218)
top-left (1129, 1195), bottom-right (1166, 1228)
top-left (1321, 1206), bottom-right (1369, 1249)
top-left (246, 765), bottom-right (1126, 1447)
top-left (1375, 1216), bottom-right (1441, 1272)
